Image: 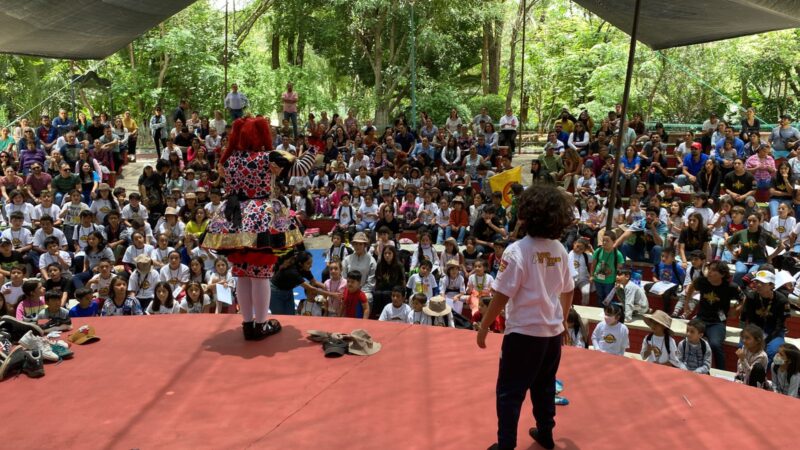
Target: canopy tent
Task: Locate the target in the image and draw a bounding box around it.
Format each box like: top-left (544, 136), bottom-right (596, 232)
top-left (568, 0), bottom-right (800, 230)
top-left (0, 0), bottom-right (197, 60)
top-left (573, 0), bottom-right (800, 50)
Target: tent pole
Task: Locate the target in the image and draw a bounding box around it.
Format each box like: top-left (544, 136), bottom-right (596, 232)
top-left (70, 61), bottom-right (77, 121)
top-left (518, 0), bottom-right (526, 155)
top-left (604, 0), bottom-right (641, 232)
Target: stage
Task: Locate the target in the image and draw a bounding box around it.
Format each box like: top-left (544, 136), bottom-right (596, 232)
top-left (3, 315), bottom-right (797, 449)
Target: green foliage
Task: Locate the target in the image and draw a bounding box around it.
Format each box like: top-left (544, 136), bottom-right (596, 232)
top-left (2, 0), bottom-right (800, 135)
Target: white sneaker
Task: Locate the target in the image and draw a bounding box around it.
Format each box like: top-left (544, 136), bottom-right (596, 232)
top-left (19, 331), bottom-right (58, 362)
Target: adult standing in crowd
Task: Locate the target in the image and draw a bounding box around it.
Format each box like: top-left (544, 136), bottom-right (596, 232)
top-left (282, 82), bottom-right (299, 138)
top-left (478, 184), bottom-right (575, 450)
top-left (122, 111), bottom-right (139, 162)
top-left (52, 109), bottom-right (73, 137)
top-left (224, 83), bottom-right (249, 121)
top-left (173, 99), bottom-right (188, 127)
top-left (499, 108), bottom-right (519, 157)
top-left (342, 232), bottom-right (376, 306)
top-left (740, 107), bottom-right (761, 141)
top-left (150, 106), bottom-right (168, 154)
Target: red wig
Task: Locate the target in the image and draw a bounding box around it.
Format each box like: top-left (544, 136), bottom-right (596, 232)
top-left (219, 116), bottom-right (273, 165)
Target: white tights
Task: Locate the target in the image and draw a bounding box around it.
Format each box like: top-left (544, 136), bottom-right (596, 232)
top-left (236, 277), bottom-right (272, 323)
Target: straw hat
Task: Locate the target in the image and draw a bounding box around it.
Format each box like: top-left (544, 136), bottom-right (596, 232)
top-left (97, 183), bottom-right (111, 191)
top-left (164, 207), bottom-right (178, 216)
top-left (134, 254), bottom-right (152, 265)
top-left (444, 237), bottom-right (458, 247)
top-left (643, 310), bottom-right (672, 332)
top-left (423, 296), bottom-right (452, 317)
top-left (445, 259), bottom-right (460, 270)
top-left (68, 325), bottom-right (100, 345)
top-left (452, 196), bottom-right (464, 204)
top-left (351, 232), bottom-right (369, 244)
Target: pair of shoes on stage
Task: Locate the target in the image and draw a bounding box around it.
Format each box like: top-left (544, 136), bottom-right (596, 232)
top-left (242, 320), bottom-right (282, 341)
top-left (487, 429), bottom-right (553, 450)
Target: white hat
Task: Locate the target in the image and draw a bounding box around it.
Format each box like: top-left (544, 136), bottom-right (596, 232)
top-left (774, 270), bottom-right (794, 288)
top-left (754, 270), bottom-right (775, 284)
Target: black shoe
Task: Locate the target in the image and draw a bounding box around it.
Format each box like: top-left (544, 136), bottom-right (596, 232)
top-left (23, 350), bottom-right (45, 378)
top-left (486, 444), bottom-right (513, 450)
top-left (252, 319), bottom-right (282, 341)
top-left (0, 316), bottom-right (44, 343)
top-left (529, 428), bottom-right (555, 450)
top-left (0, 346), bottom-right (26, 380)
top-left (242, 321), bottom-right (255, 341)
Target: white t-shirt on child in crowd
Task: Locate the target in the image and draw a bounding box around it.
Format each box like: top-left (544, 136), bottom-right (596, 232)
top-left (379, 303), bottom-right (413, 322)
top-left (592, 321), bottom-right (629, 356)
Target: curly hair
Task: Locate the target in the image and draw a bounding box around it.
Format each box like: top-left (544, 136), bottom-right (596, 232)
top-left (518, 184), bottom-right (574, 239)
top-left (219, 116), bottom-right (273, 165)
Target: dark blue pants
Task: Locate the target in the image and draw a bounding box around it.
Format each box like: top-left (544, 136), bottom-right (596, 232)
top-left (269, 284), bottom-right (296, 315)
top-left (704, 321), bottom-right (726, 370)
top-left (497, 333), bottom-right (561, 449)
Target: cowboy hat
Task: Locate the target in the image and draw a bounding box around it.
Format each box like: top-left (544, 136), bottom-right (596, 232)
top-left (445, 259), bottom-right (460, 269)
top-left (643, 310), bottom-right (672, 332)
top-left (164, 207), bottom-right (178, 216)
top-left (347, 329), bottom-right (382, 356)
top-left (423, 296), bottom-right (452, 317)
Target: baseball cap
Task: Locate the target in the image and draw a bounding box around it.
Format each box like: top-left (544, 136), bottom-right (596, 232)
top-left (690, 142), bottom-right (702, 150)
top-left (323, 337), bottom-right (348, 358)
top-left (0, 237), bottom-right (11, 246)
top-left (69, 325), bottom-right (100, 345)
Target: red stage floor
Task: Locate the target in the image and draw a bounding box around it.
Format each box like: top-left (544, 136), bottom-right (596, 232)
top-left (2, 315), bottom-right (797, 449)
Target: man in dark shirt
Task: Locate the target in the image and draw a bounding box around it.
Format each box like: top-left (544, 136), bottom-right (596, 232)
top-left (722, 158), bottom-right (756, 205)
top-left (394, 124), bottom-right (416, 156)
top-left (173, 99), bottom-right (188, 126)
top-left (173, 127), bottom-right (194, 149)
top-left (472, 205), bottom-right (507, 254)
top-left (742, 270), bottom-right (790, 361)
top-left (684, 261), bottom-right (741, 369)
top-left (86, 115), bottom-right (105, 142)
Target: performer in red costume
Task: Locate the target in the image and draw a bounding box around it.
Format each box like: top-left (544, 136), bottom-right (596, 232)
top-left (203, 116), bottom-right (315, 340)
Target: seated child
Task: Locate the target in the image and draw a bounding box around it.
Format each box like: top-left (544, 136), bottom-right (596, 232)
top-left (406, 260), bottom-right (437, 300)
top-left (36, 290), bottom-right (73, 331)
top-left (568, 239), bottom-right (593, 306)
top-left (341, 270), bottom-right (369, 319)
top-left (423, 295), bottom-right (455, 328)
top-left (378, 286), bottom-right (413, 323)
top-left (439, 259), bottom-right (466, 315)
top-left (566, 307), bottom-right (588, 348)
top-left (408, 293), bottom-right (432, 325)
top-left (672, 250), bottom-right (706, 318)
top-left (332, 193), bottom-right (356, 239)
top-left (591, 303), bottom-right (629, 356)
top-left (771, 343), bottom-right (800, 398)
top-left (15, 279), bottom-right (46, 322)
top-left (147, 281), bottom-right (181, 315)
top-left (647, 247), bottom-right (684, 313)
top-left (641, 310), bottom-right (680, 367)
top-left (44, 264), bottom-right (71, 307)
top-left (1, 265), bottom-right (26, 308)
top-left (676, 319), bottom-right (712, 374)
top-left (471, 296), bottom-right (505, 333)
top-left (736, 324), bottom-right (769, 388)
top-left (604, 268), bottom-right (649, 323)
top-left (180, 281), bottom-right (211, 314)
top-left (69, 287), bottom-right (100, 318)
top-left (297, 293), bottom-right (326, 316)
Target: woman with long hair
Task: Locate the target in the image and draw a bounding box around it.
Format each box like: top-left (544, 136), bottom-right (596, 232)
top-left (372, 245), bottom-right (406, 319)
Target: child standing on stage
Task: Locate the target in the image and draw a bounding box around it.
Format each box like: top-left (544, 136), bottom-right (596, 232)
top-left (477, 184), bottom-right (576, 450)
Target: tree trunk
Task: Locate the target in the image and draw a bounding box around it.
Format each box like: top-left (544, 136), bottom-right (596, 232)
top-left (505, 1), bottom-right (525, 109)
top-left (286, 33), bottom-right (295, 66)
top-left (157, 24), bottom-right (170, 92)
top-left (741, 76), bottom-right (750, 107)
top-left (488, 18), bottom-right (503, 94)
top-left (482, 21), bottom-right (490, 95)
top-left (296, 29), bottom-right (306, 68)
top-left (271, 32), bottom-right (281, 69)
top-left (520, 91), bottom-right (529, 124)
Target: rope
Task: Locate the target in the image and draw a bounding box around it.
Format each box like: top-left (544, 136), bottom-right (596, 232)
top-left (4, 59), bottom-right (107, 129)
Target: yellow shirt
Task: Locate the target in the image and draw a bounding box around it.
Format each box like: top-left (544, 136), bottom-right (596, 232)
top-left (185, 220), bottom-right (208, 237)
top-left (122, 116), bottom-right (138, 132)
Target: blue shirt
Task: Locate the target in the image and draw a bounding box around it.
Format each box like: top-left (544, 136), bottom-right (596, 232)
top-left (69, 301), bottom-right (99, 317)
top-left (476, 143), bottom-right (492, 159)
top-left (412, 143), bottom-right (435, 161)
top-left (52, 116), bottom-right (74, 136)
top-left (715, 137), bottom-right (745, 156)
top-left (621, 155), bottom-right (640, 170)
top-left (655, 262), bottom-right (685, 284)
top-left (557, 131), bottom-right (570, 147)
top-left (682, 153), bottom-right (708, 176)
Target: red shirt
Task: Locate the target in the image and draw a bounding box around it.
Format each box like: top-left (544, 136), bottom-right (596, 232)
top-left (471, 311), bottom-right (506, 333)
top-left (342, 289), bottom-right (367, 318)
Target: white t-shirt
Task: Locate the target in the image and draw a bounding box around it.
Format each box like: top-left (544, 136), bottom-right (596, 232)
top-left (592, 321), bottom-right (629, 356)
top-left (769, 216), bottom-right (797, 241)
top-left (640, 334), bottom-right (680, 366)
top-left (60, 202), bottom-right (89, 226)
top-left (335, 205), bottom-right (355, 226)
top-left (2, 228), bottom-right (33, 250)
top-left (568, 250), bottom-right (592, 282)
top-left (159, 264), bottom-right (190, 296)
top-left (1, 282), bottom-right (24, 305)
top-left (72, 224), bottom-right (105, 250)
top-left (121, 203), bottom-right (149, 222)
top-left (146, 301), bottom-right (181, 315)
top-left (32, 204), bottom-right (61, 222)
top-left (378, 177), bottom-right (395, 194)
top-left (33, 228), bottom-right (68, 250)
top-left (5, 203), bottom-right (34, 226)
top-left (89, 273), bottom-right (114, 299)
top-left (467, 273), bottom-right (494, 294)
top-left (122, 244), bottom-right (155, 265)
top-left (358, 203), bottom-right (379, 225)
top-left (493, 236), bottom-right (574, 337)
top-left (407, 309), bottom-right (433, 325)
top-left (354, 175), bottom-right (372, 191)
top-left (89, 199), bottom-right (116, 223)
top-left (128, 269), bottom-right (159, 299)
top-left (180, 296), bottom-right (210, 314)
top-left (379, 303), bottom-right (413, 322)
top-left (406, 273), bottom-right (437, 299)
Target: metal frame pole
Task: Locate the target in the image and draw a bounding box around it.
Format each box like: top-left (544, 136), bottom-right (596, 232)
top-left (224, 0), bottom-right (229, 105)
top-left (605, 0), bottom-right (642, 231)
top-left (409, 0), bottom-right (417, 131)
top-left (517, 0), bottom-right (526, 155)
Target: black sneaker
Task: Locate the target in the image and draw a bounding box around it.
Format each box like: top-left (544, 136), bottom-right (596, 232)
top-left (529, 428), bottom-right (555, 450)
top-left (0, 316), bottom-right (44, 343)
top-left (22, 350), bottom-right (45, 378)
top-left (0, 346), bottom-right (26, 380)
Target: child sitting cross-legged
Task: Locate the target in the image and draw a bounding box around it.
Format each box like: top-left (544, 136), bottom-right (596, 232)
top-left (735, 324), bottom-right (769, 389)
top-left (378, 286), bottom-right (413, 323)
top-left (592, 303), bottom-right (629, 356)
top-left (641, 310), bottom-right (680, 367)
top-left (676, 319), bottom-right (712, 374)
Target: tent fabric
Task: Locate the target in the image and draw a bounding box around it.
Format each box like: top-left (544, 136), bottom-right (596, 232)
top-left (0, 0), bottom-right (197, 60)
top-left (573, 0), bottom-right (800, 50)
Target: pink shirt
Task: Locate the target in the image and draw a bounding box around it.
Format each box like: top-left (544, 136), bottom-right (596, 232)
top-left (745, 154), bottom-right (775, 183)
top-left (493, 236), bottom-right (574, 337)
top-left (282, 91), bottom-right (298, 113)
